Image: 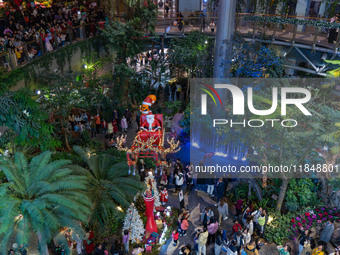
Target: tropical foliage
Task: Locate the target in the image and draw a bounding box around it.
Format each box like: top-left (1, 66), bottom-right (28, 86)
top-left (0, 89), bottom-right (61, 151)
top-left (168, 31), bottom-right (209, 78)
top-left (180, 104), bottom-right (190, 134)
top-left (265, 211), bottom-right (294, 244)
top-left (72, 146), bottom-right (143, 227)
top-left (0, 151), bottom-right (91, 253)
top-left (285, 179), bottom-right (320, 211)
top-left (231, 45), bottom-right (284, 77)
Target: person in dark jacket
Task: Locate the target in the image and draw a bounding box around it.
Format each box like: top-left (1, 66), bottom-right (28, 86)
top-left (328, 14), bottom-right (339, 43)
top-left (233, 231), bottom-right (244, 253)
top-left (214, 229), bottom-right (224, 255)
top-left (175, 158), bottom-right (183, 170)
top-left (112, 109), bottom-right (119, 122)
top-left (135, 112), bottom-right (141, 131)
top-left (93, 243), bottom-right (104, 255)
top-left (124, 108), bottom-right (132, 125)
top-left (110, 239), bottom-right (123, 255)
top-left (196, 161), bottom-right (206, 191)
top-left (207, 177), bottom-right (215, 197)
top-left (228, 239), bottom-right (238, 255)
top-left (215, 177), bottom-right (226, 204)
top-left (298, 228), bottom-right (313, 255)
top-left (138, 159), bottom-right (146, 182)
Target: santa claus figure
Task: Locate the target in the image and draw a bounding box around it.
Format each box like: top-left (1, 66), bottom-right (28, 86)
top-left (141, 114), bottom-right (161, 132)
top-left (160, 188), bottom-right (168, 205)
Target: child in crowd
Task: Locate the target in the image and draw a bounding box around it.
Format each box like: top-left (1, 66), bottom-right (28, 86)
top-left (172, 230), bottom-right (179, 246)
top-left (160, 187), bottom-right (168, 205)
top-left (121, 116), bottom-right (128, 132)
top-left (180, 215), bottom-right (189, 236)
top-left (122, 229), bottom-right (129, 254)
top-left (232, 220), bottom-right (242, 234)
top-left (160, 170), bottom-right (168, 188)
top-left (112, 119), bottom-right (118, 137)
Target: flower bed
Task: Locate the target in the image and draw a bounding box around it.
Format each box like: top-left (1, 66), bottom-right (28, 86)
top-left (265, 207), bottom-right (339, 244)
top-left (290, 207), bottom-right (340, 239)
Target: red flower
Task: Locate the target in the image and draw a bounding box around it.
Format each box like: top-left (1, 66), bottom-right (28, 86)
top-left (291, 218), bottom-right (295, 223)
top-left (302, 219), bottom-right (307, 223)
top-left (305, 212), bottom-right (310, 217)
top-left (318, 213), bottom-right (323, 218)
top-left (324, 212), bottom-right (328, 216)
top-left (298, 222), bottom-right (302, 227)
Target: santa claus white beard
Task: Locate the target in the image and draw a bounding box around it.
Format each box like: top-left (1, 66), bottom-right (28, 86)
top-left (146, 118), bottom-right (154, 131)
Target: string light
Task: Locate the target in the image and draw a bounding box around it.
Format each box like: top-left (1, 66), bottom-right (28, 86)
top-left (116, 133), bottom-right (181, 166)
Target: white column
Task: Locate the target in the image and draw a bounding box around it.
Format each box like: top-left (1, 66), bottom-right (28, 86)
top-left (295, 0), bottom-right (309, 32)
top-left (213, 0), bottom-right (237, 78)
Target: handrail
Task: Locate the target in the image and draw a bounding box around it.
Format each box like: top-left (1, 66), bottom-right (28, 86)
top-left (157, 12), bottom-right (331, 21)
top-left (157, 12), bottom-right (331, 20)
top-left (236, 13), bottom-right (330, 21)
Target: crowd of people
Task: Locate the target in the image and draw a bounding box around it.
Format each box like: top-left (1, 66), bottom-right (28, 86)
top-left (65, 108), bottom-right (133, 148)
top-left (0, 0), bottom-right (106, 65)
top-left (132, 157), bottom-right (339, 255)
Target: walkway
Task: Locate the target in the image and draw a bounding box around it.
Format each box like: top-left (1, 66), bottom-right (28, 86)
top-left (158, 181), bottom-right (279, 255)
top-left (154, 14), bottom-right (338, 52)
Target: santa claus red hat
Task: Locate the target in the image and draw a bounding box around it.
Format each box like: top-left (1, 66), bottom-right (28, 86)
top-left (142, 95), bottom-right (156, 106)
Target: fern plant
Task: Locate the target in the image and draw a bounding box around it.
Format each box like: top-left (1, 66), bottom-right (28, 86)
top-left (0, 151), bottom-right (92, 254)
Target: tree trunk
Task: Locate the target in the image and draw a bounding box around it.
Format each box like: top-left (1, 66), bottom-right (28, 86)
top-left (248, 179), bottom-right (263, 201)
top-left (320, 178), bottom-right (329, 204)
top-left (276, 178), bottom-right (289, 212)
top-left (60, 119), bottom-right (72, 151)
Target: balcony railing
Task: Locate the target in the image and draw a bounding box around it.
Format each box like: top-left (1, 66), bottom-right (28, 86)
top-left (154, 13), bottom-right (338, 51)
top-left (0, 22), bottom-right (105, 71)
top-left (1, 13), bottom-right (339, 72)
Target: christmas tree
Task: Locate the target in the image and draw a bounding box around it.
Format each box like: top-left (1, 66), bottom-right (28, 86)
top-left (122, 203), bottom-right (145, 243)
top-left (144, 173), bottom-right (161, 207)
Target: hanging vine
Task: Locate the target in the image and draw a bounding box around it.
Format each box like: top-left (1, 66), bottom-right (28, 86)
top-left (0, 36), bottom-right (108, 94)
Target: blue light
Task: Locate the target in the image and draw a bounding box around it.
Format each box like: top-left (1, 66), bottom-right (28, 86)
top-left (203, 0), bottom-right (208, 2)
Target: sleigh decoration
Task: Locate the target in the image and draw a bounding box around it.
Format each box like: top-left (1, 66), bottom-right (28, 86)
top-left (116, 95), bottom-right (180, 175)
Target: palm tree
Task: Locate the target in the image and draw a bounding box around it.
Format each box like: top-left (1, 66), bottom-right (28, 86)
top-left (0, 151), bottom-right (92, 254)
top-left (72, 146), bottom-right (143, 226)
